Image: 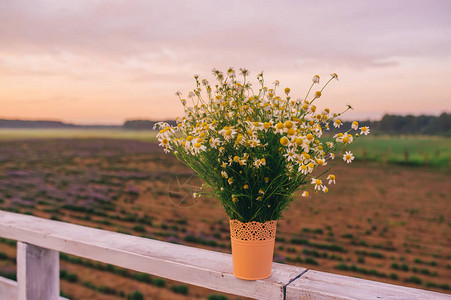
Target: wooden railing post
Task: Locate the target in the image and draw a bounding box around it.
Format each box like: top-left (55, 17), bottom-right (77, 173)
top-left (17, 242), bottom-right (60, 300)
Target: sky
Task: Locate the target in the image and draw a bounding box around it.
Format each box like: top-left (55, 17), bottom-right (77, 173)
top-left (0, 0), bottom-right (450, 125)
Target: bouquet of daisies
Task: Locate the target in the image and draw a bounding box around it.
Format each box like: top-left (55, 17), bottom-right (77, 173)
top-left (156, 68), bottom-right (369, 223)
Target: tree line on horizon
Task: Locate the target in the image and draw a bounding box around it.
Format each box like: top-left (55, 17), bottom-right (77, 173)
top-left (0, 113), bottom-right (449, 136)
top-left (123, 113), bottom-right (451, 136)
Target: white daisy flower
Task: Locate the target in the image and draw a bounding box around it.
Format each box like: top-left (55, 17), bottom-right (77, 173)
top-left (302, 191), bottom-right (309, 197)
top-left (315, 158), bottom-right (327, 166)
top-left (311, 178), bottom-right (323, 191)
top-left (192, 142), bottom-right (206, 154)
top-left (312, 75), bottom-right (320, 84)
top-left (253, 159), bottom-right (262, 168)
top-left (327, 174), bottom-right (336, 184)
top-left (284, 148), bottom-right (297, 162)
top-left (209, 137), bottom-right (221, 149)
top-left (274, 122), bottom-right (285, 134)
top-left (221, 171), bottom-right (228, 178)
top-left (298, 164), bottom-right (309, 175)
top-left (352, 121), bottom-right (359, 130)
top-left (341, 134), bottom-right (353, 144)
top-left (333, 119), bottom-right (342, 128)
top-left (248, 137), bottom-right (261, 148)
top-left (334, 133), bottom-right (344, 142)
top-left (343, 151), bottom-right (355, 163)
top-left (360, 126), bottom-right (370, 135)
top-left (218, 127), bottom-right (237, 140)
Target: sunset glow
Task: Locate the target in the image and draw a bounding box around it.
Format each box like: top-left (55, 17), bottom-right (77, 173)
top-left (1, 0), bottom-right (450, 124)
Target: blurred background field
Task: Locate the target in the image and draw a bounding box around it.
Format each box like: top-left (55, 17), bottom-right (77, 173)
top-left (0, 129), bottom-right (157, 141)
top-left (349, 135), bottom-right (451, 168)
top-left (1, 128), bottom-right (449, 167)
top-left (0, 131), bottom-right (449, 299)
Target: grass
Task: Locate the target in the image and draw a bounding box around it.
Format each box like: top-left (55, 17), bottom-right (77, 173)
top-left (348, 135), bottom-right (451, 168)
top-left (1, 129), bottom-right (448, 168)
top-left (0, 128), bottom-right (157, 141)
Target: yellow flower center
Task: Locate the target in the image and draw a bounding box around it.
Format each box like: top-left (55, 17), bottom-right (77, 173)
top-left (329, 175), bottom-right (335, 180)
top-left (280, 137), bottom-right (289, 146)
top-left (315, 179), bottom-right (322, 185)
top-left (194, 143), bottom-right (201, 148)
top-left (306, 134), bottom-right (314, 141)
top-left (276, 122), bottom-right (284, 130)
top-left (346, 155), bottom-right (352, 160)
top-left (342, 137), bottom-right (349, 144)
top-left (263, 122), bottom-right (271, 129)
top-left (233, 156), bottom-right (240, 162)
top-left (284, 121), bottom-right (293, 128)
top-left (287, 128), bottom-right (295, 135)
top-left (186, 136), bottom-right (194, 141)
top-left (225, 129), bottom-right (232, 136)
top-left (295, 137), bottom-right (303, 145)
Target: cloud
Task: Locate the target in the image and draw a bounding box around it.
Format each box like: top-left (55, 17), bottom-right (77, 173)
top-left (1, 0), bottom-right (450, 69)
top-left (0, 0), bottom-right (450, 124)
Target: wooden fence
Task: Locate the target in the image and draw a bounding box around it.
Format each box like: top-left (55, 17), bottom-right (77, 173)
top-left (0, 211), bottom-right (449, 300)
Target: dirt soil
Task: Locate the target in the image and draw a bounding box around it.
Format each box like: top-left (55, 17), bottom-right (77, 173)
top-left (0, 139), bottom-right (449, 299)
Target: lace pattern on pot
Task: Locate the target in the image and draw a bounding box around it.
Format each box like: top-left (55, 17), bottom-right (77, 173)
top-left (230, 219), bottom-right (277, 241)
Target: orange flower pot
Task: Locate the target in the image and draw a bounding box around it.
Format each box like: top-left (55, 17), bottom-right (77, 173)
top-left (229, 219), bottom-right (277, 280)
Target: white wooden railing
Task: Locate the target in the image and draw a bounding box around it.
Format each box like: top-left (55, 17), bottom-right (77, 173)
top-left (0, 210), bottom-right (449, 300)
